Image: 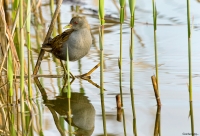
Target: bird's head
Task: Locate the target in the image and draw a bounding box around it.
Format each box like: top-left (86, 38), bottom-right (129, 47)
top-left (64, 16), bottom-right (90, 30)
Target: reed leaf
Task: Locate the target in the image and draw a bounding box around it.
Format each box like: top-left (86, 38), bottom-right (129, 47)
top-left (129, 0), bottom-right (136, 27)
top-left (119, 0), bottom-right (125, 23)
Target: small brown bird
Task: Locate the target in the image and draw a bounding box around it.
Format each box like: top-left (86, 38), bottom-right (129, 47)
top-left (43, 16), bottom-right (92, 61)
top-left (43, 16), bottom-right (99, 79)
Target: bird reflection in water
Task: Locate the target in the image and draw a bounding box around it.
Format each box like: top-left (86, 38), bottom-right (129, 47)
top-left (44, 92), bottom-right (95, 136)
top-left (34, 77), bottom-right (98, 136)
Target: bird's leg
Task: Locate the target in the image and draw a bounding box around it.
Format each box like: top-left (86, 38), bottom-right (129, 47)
top-left (61, 76), bottom-right (75, 93)
top-left (83, 78), bottom-right (105, 90)
top-left (77, 62), bottom-right (100, 79)
top-left (60, 60), bottom-right (75, 80)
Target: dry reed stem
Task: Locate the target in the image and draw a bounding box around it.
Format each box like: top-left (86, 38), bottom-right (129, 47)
top-left (151, 75), bottom-right (161, 106)
top-left (116, 94), bottom-right (122, 122)
top-left (116, 94), bottom-right (122, 108)
top-left (33, 0), bottom-right (63, 75)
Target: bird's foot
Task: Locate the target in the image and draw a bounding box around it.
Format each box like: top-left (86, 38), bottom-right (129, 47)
top-left (75, 73), bottom-right (91, 80)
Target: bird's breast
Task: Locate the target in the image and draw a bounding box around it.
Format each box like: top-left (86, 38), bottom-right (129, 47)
top-left (63, 28), bottom-right (92, 61)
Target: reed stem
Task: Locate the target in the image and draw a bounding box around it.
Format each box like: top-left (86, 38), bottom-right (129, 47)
top-left (130, 27), bottom-right (137, 136)
top-left (152, 0), bottom-right (159, 95)
top-left (26, 0), bottom-right (32, 98)
top-left (19, 0), bottom-right (25, 134)
top-left (186, 0), bottom-right (192, 101)
top-left (129, 0), bottom-right (137, 135)
top-left (99, 0), bottom-right (107, 135)
top-left (186, 0), bottom-right (194, 134)
top-left (119, 0), bottom-right (127, 134)
top-left (189, 102), bottom-right (194, 135)
top-left (8, 49), bottom-right (13, 96)
top-left (66, 45), bottom-right (72, 135)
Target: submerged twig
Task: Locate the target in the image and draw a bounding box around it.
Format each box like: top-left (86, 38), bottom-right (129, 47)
top-left (14, 74), bottom-right (64, 78)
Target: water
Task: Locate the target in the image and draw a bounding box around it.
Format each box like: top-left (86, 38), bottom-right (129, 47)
top-left (29, 0), bottom-right (200, 135)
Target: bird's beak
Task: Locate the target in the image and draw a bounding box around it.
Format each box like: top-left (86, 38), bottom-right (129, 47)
top-left (64, 24), bottom-right (72, 29)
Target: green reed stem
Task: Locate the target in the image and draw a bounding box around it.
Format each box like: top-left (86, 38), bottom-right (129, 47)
top-left (119, 0), bottom-right (125, 23)
top-left (8, 49), bottom-right (15, 135)
top-left (119, 24), bottom-right (123, 99)
top-left (10, 110), bottom-right (16, 136)
top-left (66, 46), bottom-right (72, 135)
top-left (189, 102), bottom-right (194, 135)
top-left (99, 1), bottom-right (107, 134)
top-left (129, 0), bottom-right (137, 135)
top-left (26, 0), bottom-right (32, 98)
top-left (119, 0), bottom-right (125, 107)
top-left (8, 49), bottom-right (13, 96)
top-left (19, 0), bottom-right (26, 134)
top-left (99, 0), bottom-right (105, 25)
top-left (26, 1), bottom-right (33, 134)
top-left (187, 1), bottom-right (193, 134)
top-left (186, 0), bottom-right (192, 101)
top-left (130, 28), bottom-right (137, 136)
top-left (152, 0), bottom-right (159, 94)
top-left (99, 25), bottom-right (107, 136)
top-left (119, 0), bottom-right (127, 135)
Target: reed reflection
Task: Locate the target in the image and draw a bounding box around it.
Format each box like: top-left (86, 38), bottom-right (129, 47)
top-left (154, 106), bottom-right (161, 136)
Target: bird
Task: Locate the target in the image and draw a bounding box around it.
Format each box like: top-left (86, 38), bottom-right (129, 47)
top-left (42, 16), bottom-right (99, 79)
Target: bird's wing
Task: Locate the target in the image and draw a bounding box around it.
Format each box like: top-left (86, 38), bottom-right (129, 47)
top-left (49, 29), bottom-right (74, 52)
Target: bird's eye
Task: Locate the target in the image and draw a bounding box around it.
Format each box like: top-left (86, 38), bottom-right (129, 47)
top-left (74, 21), bottom-right (78, 24)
